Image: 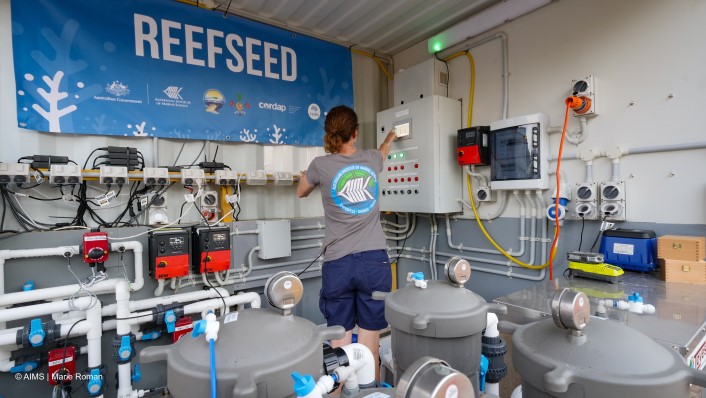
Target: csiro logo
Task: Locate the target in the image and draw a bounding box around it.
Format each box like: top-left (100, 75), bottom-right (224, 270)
top-left (308, 103), bottom-right (321, 120)
top-left (331, 165), bottom-right (378, 215)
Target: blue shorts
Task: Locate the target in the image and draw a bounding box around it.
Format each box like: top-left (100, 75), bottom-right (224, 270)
top-left (320, 249), bottom-right (391, 331)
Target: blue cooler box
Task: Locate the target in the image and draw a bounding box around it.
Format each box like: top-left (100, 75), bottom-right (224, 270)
top-left (599, 229), bottom-right (657, 272)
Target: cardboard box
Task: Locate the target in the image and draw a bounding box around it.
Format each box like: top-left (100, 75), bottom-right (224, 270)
top-left (658, 235), bottom-right (705, 262)
top-left (659, 258), bottom-right (706, 284)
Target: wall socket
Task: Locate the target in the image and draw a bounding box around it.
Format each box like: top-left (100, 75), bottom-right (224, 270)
top-left (273, 171), bottom-right (293, 186)
top-left (143, 167), bottom-right (169, 186)
top-left (475, 186), bottom-right (494, 202)
top-left (214, 170), bottom-right (239, 185)
top-left (599, 181), bottom-right (626, 221)
top-left (570, 182), bottom-right (598, 220)
top-left (181, 168), bottom-right (205, 186)
top-left (0, 163), bottom-right (30, 184)
top-left (99, 165), bottom-right (128, 185)
top-left (50, 164), bottom-right (82, 185)
top-left (246, 170), bottom-right (268, 185)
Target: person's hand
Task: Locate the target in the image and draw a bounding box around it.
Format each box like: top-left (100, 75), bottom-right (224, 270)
top-left (300, 170), bottom-right (308, 183)
top-left (385, 129), bottom-right (397, 143)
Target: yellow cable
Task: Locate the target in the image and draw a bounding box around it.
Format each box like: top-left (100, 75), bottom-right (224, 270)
top-left (350, 48), bottom-right (394, 80)
top-left (466, 174), bottom-right (553, 270)
top-left (442, 51), bottom-right (475, 127)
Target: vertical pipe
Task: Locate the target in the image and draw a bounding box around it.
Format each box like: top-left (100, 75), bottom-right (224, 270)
top-left (210, 339), bottom-right (218, 398)
top-left (152, 137), bottom-right (159, 167)
top-left (585, 161), bottom-right (593, 183)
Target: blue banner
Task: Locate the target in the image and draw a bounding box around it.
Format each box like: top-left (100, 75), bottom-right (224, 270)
top-left (10, 0), bottom-right (353, 146)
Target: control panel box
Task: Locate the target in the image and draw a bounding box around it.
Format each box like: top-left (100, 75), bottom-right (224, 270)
top-left (457, 126), bottom-right (490, 166)
top-left (489, 113), bottom-right (550, 190)
top-left (257, 220), bottom-right (292, 259)
top-left (376, 95), bottom-right (462, 213)
top-left (48, 345), bottom-right (76, 385)
top-left (192, 225), bottom-right (231, 274)
top-left (148, 229), bottom-right (191, 280)
top-left (393, 59), bottom-right (449, 106)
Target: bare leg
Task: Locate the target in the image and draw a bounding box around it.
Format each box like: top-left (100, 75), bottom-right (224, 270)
top-left (357, 327), bottom-right (381, 384)
top-left (330, 330), bottom-right (353, 348)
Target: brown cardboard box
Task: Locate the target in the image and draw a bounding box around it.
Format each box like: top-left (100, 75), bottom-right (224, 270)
top-left (659, 258), bottom-right (706, 284)
top-left (658, 235), bottom-right (705, 262)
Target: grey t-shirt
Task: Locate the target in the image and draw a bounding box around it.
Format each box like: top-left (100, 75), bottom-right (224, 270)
top-left (306, 149), bottom-right (387, 261)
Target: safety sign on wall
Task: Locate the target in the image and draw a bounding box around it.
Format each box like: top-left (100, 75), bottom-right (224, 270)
top-left (10, 0), bottom-right (353, 146)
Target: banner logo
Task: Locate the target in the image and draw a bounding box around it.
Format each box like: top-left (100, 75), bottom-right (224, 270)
top-left (163, 86), bottom-right (183, 100)
top-left (203, 89), bottom-right (225, 114)
top-left (331, 165), bottom-right (378, 215)
top-left (105, 81), bottom-right (130, 97)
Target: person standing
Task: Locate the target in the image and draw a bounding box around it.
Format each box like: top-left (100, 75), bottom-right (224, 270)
top-left (297, 105), bottom-right (396, 384)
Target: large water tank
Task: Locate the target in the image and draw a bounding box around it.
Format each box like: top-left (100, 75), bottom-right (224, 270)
top-left (375, 258), bottom-right (507, 397)
top-left (502, 288), bottom-right (706, 397)
top-left (140, 272), bottom-right (345, 398)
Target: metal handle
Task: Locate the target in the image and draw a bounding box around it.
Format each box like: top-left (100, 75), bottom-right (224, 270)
top-left (372, 291), bottom-right (388, 301)
top-left (497, 320), bottom-right (519, 335)
top-left (318, 325), bottom-right (346, 341)
top-left (486, 302), bottom-right (508, 315)
top-left (138, 346), bottom-right (168, 363)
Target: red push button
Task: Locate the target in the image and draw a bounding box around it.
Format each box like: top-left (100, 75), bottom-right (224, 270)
top-left (394, 178), bottom-right (398, 183)
top-left (401, 165), bottom-right (405, 170)
top-left (414, 176), bottom-right (419, 181)
top-left (394, 166), bottom-right (398, 171)
top-left (414, 164), bottom-right (419, 169)
top-left (388, 167), bottom-right (391, 171)
top-left (388, 178), bottom-right (392, 183)
top-left (407, 177), bottom-right (412, 182)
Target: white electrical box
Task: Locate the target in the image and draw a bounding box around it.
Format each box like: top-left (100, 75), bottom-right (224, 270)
top-left (393, 59), bottom-right (449, 106)
top-left (376, 95), bottom-right (462, 213)
top-left (257, 219), bottom-right (292, 259)
top-left (489, 113), bottom-right (550, 190)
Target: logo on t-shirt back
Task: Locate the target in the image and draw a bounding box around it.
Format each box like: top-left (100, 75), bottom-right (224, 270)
top-left (331, 165), bottom-right (378, 214)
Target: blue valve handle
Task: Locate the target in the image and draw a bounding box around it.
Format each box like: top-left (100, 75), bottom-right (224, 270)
top-left (479, 355), bottom-right (489, 392)
top-left (192, 320), bottom-right (207, 338)
top-left (411, 272), bottom-right (425, 281)
top-left (291, 372), bottom-right (316, 397)
top-left (165, 310), bottom-right (177, 333)
top-left (132, 364), bottom-right (142, 383)
top-left (87, 369), bottom-right (103, 396)
top-left (10, 361), bottom-right (38, 373)
top-left (28, 318), bottom-right (45, 347)
top-left (141, 331), bottom-right (161, 341)
top-left (118, 335), bottom-right (133, 360)
top-left (22, 280), bottom-right (35, 291)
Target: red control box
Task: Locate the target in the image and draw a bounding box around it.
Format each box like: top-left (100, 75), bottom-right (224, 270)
top-left (83, 231), bottom-right (109, 264)
top-left (148, 229), bottom-right (191, 280)
top-left (457, 126), bottom-right (490, 166)
top-left (48, 346), bottom-right (76, 385)
top-left (192, 226), bottom-right (231, 274)
top-left (172, 316), bottom-right (193, 343)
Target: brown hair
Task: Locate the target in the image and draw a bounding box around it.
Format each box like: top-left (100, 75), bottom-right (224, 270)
top-left (323, 105), bottom-right (358, 154)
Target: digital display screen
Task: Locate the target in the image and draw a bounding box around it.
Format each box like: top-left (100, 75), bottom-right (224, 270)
top-left (169, 237), bottom-right (184, 246)
top-left (213, 233), bottom-right (226, 242)
top-left (395, 122), bottom-right (410, 138)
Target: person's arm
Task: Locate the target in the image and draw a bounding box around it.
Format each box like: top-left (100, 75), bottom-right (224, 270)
top-left (297, 170), bottom-right (316, 198)
top-left (378, 130), bottom-right (397, 161)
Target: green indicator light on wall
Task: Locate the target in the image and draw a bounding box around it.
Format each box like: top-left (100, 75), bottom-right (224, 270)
top-left (433, 42), bottom-right (442, 52)
top-left (393, 154), bottom-right (397, 159)
top-left (400, 153), bottom-right (405, 158)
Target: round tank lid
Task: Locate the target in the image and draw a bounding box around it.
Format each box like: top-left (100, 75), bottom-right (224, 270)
top-left (264, 271), bottom-right (303, 312)
top-left (550, 288), bottom-right (590, 334)
top-left (395, 357), bottom-right (475, 398)
top-left (444, 257), bottom-right (471, 286)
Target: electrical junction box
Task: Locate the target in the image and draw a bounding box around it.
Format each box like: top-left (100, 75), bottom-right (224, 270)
top-left (143, 167), bottom-right (169, 186)
top-left (50, 164), bottom-right (82, 185)
top-left (376, 95), bottom-right (463, 213)
top-left (48, 345), bottom-right (76, 386)
top-left (246, 170), bottom-right (268, 185)
top-left (148, 228), bottom-right (191, 280)
top-left (181, 168), bottom-right (205, 186)
top-left (214, 169), bottom-right (238, 186)
top-left (393, 58), bottom-right (449, 105)
top-left (273, 171), bottom-right (294, 186)
top-left (172, 316), bottom-right (193, 343)
top-left (490, 113), bottom-right (550, 190)
top-left (457, 126), bottom-right (490, 166)
top-left (192, 225), bottom-right (231, 274)
top-left (571, 75), bottom-right (598, 117)
top-left (0, 162), bottom-right (30, 184)
top-left (257, 219), bottom-right (292, 259)
top-left (98, 165), bottom-right (128, 185)
top-left (83, 231), bottom-right (109, 264)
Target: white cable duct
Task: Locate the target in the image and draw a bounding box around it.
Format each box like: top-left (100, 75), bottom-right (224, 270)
top-left (585, 160), bottom-right (594, 183)
top-left (429, 217), bottom-right (436, 279)
top-left (535, 191), bottom-right (549, 263)
top-left (524, 191), bottom-right (538, 267)
top-left (457, 190), bottom-right (509, 221)
top-left (549, 140), bottom-right (706, 162)
top-left (385, 214), bottom-right (417, 241)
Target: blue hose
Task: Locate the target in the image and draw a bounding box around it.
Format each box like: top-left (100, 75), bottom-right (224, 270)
top-left (209, 338), bottom-right (217, 398)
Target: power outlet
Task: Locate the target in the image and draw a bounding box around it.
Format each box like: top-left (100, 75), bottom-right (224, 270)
top-left (273, 171), bottom-right (293, 186)
top-left (570, 182), bottom-right (598, 220)
top-left (0, 163), bottom-right (30, 184)
top-left (143, 192), bottom-right (168, 225)
top-left (246, 170), bottom-right (267, 185)
top-left (50, 164), bottom-right (83, 185)
top-left (599, 181), bottom-right (626, 221)
top-left (214, 170), bottom-right (238, 186)
top-left (181, 168), bottom-right (206, 186)
top-left (99, 165), bottom-right (128, 185)
top-left (571, 75), bottom-right (598, 116)
top-left (143, 167), bottom-right (169, 186)
top-left (475, 186), bottom-right (494, 202)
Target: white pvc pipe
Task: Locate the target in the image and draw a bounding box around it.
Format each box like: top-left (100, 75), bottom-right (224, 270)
top-left (0, 297), bottom-right (93, 323)
top-left (611, 159), bottom-right (621, 181)
top-left (385, 213), bottom-right (417, 241)
top-left (340, 343), bottom-right (376, 387)
top-left (0, 241), bottom-right (144, 307)
top-left (102, 287), bottom-right (230, 316)
top-left (550, 140), bottom-right (706, 162)
top-left (485, 313), bottom-right (499, 338)
top-left (585, 160), bottom-right (593, 183)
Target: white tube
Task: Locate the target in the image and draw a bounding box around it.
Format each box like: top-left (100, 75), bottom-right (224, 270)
top-left (154, 279), bottom-right (166, 297)
top-left (340, 343), bottom-right (377, 387)
top-left (485, 313), bottom-right (499, 338)
top-left (0, 297), bottom-right (94, 323)
top-left (85, 300), bottom-right (103, 367)
top-left (566, 116), bottom-right (588, 145)
top-left (0, 319), bottom-right (92, 348)
top-left (585, 160), bottom-right (593, 183)
top-left (487, 382), bottom-right (501, 396)
top-left (611, 159), bottom-right (621, 181)
top-left (385, 214), bottom-right (417, 240)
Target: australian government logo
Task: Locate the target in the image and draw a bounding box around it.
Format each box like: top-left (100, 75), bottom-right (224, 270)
top-left (155, 86), bottom-right (191, 108)
top-left (94, 80), bottom-right (142, 104)
top-left (331, 165), bottom-right (378, 215)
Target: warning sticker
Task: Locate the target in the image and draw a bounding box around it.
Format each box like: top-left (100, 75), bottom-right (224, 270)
top-left (613, 243), bottom-right (634, 255)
